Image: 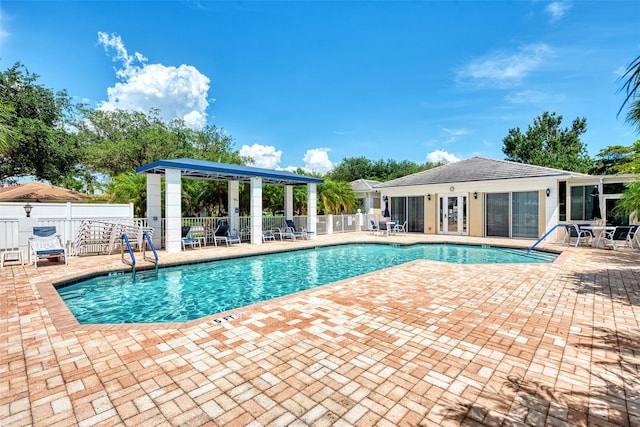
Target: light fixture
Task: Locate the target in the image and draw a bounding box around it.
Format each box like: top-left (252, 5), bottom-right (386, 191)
top-left (473, 192), bottom-right (478, 200)
top-left (546, 188), bottom-right (550, 197)
top-left (23, 203), bottom-right (33, 218)
top-left (427, 194), bottom-right (431, 201)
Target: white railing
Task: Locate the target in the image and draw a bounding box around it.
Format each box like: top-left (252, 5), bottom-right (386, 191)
top-left (0, 213), bottom-right (367, 255)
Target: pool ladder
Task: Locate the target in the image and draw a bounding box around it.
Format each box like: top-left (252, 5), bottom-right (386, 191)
top-left (121, 232), bottom-right (159, 280)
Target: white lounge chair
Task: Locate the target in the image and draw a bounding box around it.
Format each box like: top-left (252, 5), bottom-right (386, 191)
top-left (29, 226), bottom-right (67, 269)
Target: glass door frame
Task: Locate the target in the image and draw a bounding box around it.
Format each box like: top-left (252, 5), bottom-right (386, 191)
top-left (438, 194), bottom-right (468, 235)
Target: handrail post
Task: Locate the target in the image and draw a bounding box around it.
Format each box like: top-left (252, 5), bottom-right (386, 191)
top-left (121, 233), bottom-right (136, 279)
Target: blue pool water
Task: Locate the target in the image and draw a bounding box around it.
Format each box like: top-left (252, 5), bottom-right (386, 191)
top-left (56, 243), bottom-right (556, 324)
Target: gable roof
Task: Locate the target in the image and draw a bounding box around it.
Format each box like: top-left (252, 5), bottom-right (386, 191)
top-left (350, 179), bottom-right (381, 192)
top-left (375, 156), bottom-right (584, 188)
top-left (0, 182), bottom-right (91, 201)
top-left (136, 158), bottom-right (323, 186)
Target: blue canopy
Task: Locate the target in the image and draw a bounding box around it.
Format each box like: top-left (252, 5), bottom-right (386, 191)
top-left (137, 158), bottom-right (323, 186)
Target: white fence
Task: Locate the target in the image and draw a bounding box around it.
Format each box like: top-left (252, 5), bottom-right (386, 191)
top-left (0, 202), bottom-right (135, 257)
top-left (1, 208), bottom-right (375, 257)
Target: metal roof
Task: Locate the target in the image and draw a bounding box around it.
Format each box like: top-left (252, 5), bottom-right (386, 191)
top-left (376, 156), bottom-right (585, 188)
top-left (136, 158), bottom-right (323, 185)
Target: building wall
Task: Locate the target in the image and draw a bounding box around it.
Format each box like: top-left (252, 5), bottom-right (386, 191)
top-left (469, 192), bottom-right (483, 237)
top-left (381, 177), bottom-right (560, 238)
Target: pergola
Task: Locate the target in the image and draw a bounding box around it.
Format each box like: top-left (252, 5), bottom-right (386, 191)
top-left (136, 158), bottom-right (323, 253)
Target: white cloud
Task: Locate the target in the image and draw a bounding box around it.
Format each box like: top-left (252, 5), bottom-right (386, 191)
top-left (442, 127), bottom-right (470, 137)
top-left (239, 144), bottom-right (282, 169)
top-left (97, 32), bottom-right (210, 129)
top-left (457, 43), bottom-right (553, 87)
top-left (426, 150), bottom-right (460, 164)
top-left (545, 2), bottom-right (571, 22)
top-left (505, 89), bottom-right (562, 104)
top-left (303, 148), bottom-right (334, 174)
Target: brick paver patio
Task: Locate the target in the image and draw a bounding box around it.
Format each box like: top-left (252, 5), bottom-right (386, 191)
top-left (1, 233), bottom-right (639, 426)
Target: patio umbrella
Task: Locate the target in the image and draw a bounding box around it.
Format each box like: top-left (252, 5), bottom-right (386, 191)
top-left (382, 195), bottom-right (390, 218)
top-left (591, 186), bottom-right (601, 220)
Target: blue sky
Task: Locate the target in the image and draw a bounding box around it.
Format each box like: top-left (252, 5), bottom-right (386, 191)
top-left (1, 1), bottom-right (639, 174)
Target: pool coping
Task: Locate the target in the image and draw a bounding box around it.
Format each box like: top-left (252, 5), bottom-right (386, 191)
top-left (37, 239), bottom-right (565, 332)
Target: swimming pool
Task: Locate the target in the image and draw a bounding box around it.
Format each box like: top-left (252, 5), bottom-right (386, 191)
top-left (56, 243), bottom-right (556, 324)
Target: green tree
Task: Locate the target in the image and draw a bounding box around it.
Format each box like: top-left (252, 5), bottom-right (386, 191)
top-left (318, 179), bottom-right (356, 214)
top-left (502, 112), bottom-right (592, 173)
top-left (77, 108), bottom-right (194, 176)
top-left (105, 172), bottom-right (148, 217)
top-left (618, 54), bottom-right (640, 133)
top-left (591, 141), bottom-right (640, 175)
top-left (328, 156), bottom-right (373, 182)
top-left (0, 63), bottom-right (81, 184)
top-left (329, 156), bottom-right (433, 182)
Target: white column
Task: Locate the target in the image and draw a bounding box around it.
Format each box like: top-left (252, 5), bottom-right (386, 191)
top-left (228, 180), bottom-right (240, 233)
top-left (146, 173), bottom-right (162, 248)
top-left (250, 177), bottom-right (263, 245)
top-left (165, 169), bottom-right (182, 253)
top-left (307, 183), bottom-right (317, 238)
top-left (284, 185), bottom-right (294, 219)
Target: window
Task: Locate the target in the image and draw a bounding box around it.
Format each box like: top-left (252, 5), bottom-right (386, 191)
top-left (570, 186), bottom-right (594, 221)
top-left (390, 197), bottom-right (406, 223)
top-left (486, 193), bottom-right (509, 237)
top-left (486, 191), bottom-right (539, 238)
top-left (512, 192), bottom-right (539, 238)
top-left (558, 181), bottom-right (566, 221)
top-left (603, 183), bottom-right (626, 194)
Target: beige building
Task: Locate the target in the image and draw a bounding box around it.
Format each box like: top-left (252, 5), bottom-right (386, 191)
top-left (375, 157), bottom-right (637, 239)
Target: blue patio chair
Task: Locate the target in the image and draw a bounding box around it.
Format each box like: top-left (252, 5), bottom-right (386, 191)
top-left (212, 223), bottom-right (241, 246)
top-left (227, 229), bottom-right (242, 245)
top-left (262, 231), bottom-right (276, 242)
top-left (285, 219), bottom-right (312, 239)
top-left (181, 226), bottom-right (201, 250)
top-left (29, 226), bottom-right (67, 268)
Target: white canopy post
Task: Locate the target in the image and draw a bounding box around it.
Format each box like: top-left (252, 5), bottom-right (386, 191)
top-left (165, 169), bottom-right (182, 253)
top-left (146, 173), bottom-right (162, 248)
top-left (284, 185), bottom-right (294, 220)
top-left (307, 183), bottom-right (317, 238)
top-left (250, 176), bottom-right (263, 245)
top-left (228, 180), bottom-right (240, 233)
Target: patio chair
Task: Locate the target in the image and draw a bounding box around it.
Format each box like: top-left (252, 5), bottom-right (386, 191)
top-left (567, 224), bottom-right (593, 247)
top-left (626, 225), bottom-right (640, 249)
top-left (369, 219), bottom-right (379, 235)
top-left (394, 220), bottom-right (408, 233)
top-left (271, 227), bottom-right (299, 241)
top-left (181, 226), bottom-right (201, 250)
top-left (602, 226), bottom-right (633, 250)
top-left (212, 223), bottom-right (240, 246)
top-left (378, 220), bottom-right (389, 237)
top-left (262, 231), bottom-right (276, 242)
top-left (29, 226), bottom-right (67, 269)
top-left (227, 229), bottom-right (242, 245)
top-left (285, 219), bottom-right (313, 239)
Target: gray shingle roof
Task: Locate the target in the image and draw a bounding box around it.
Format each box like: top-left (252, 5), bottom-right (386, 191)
top-left (350, 179), bottom-right (381, 192)
top-left (375, 156), bottom-right (583, 188)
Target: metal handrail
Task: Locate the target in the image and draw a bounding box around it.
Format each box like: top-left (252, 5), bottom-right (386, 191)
top-left (121, 233), bottom-right (136, 279)
top-left (527, 223), bottom-right (570, 253)
top-left (142, 231), bottom-right (158, 276)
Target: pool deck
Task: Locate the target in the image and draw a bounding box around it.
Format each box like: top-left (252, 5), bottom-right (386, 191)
top-left (1, 233), bottom-right (639, 426)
